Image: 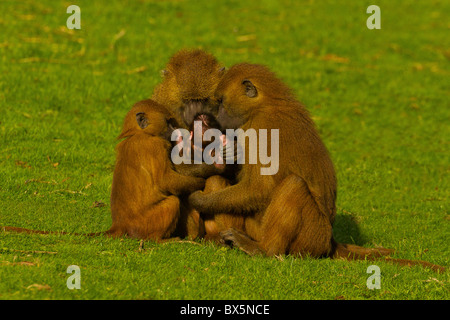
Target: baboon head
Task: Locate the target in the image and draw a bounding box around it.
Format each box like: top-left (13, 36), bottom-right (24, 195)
top-left (214, 63), bottom-right (294, 127)
top-left (119, 100), bottom-right (176, 139)
top-left (153, 49), bottom-right (226, 128)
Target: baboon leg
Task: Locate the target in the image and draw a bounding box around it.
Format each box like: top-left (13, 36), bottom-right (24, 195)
top-left (175, 202), bottom-right (205, 240)
top-left (184, 208), bottom-right (205, 240)
top-left (175, 175), bottom-right (238, 242)
top-left (222, 175), bottom-right (333, 258)
top-left (200, 176), bottom-right (227, 239)
top-left (261, 174), bottom-right (333, 257)
top-left (127, 195), bottom-right (180, 240)
top-left (202, 175), bottom-right (245, 242)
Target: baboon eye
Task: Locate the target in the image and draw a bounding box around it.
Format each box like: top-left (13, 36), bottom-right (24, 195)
top-left (160, 69), bottom-right (168, 77)
top-left (217, 97), bottom-right (223, 104)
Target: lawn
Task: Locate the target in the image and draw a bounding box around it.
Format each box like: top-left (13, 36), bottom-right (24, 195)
top-left (0, 0), bottom-right (448, 301)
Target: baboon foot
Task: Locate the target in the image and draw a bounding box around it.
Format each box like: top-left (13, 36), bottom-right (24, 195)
top-left (219, 228), bottom-right (264, 256)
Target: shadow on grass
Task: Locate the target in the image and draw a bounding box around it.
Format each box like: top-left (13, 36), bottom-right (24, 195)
top-left (332, 211), bottom-right (369, 246)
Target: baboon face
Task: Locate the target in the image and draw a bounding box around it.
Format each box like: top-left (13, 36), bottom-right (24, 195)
top-left (181, 97), bottom-right (220, 130)
top-left (215, 102), bottom-right (244, 130)
top-left (215, 78), bottom-right (259, 121)
top-left (160, 50), bottom-right (226, 128)
top-left (214, 66), bottom-right (261, 128)
top-left (215, 63), bottom-right (294, 129)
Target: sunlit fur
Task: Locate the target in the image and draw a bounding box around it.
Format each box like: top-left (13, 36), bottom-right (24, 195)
top-left (152, 49), bottom-right (225, 128)
top-left (191, 63), bottom-right (338, 256)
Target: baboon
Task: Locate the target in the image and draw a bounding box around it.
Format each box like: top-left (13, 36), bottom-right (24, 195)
top-left (151, 49), bottom-right (244, 240)
top-left (1, 100), bottom-right (206, 241)
top-left (151, 48), bottom-right (240, 178)
top-left (106, 99), bottom-right (205, 240)
top-left (188, 63), bottom-right (445, 272)
top-left (172, 112), bottom-right (223, 166)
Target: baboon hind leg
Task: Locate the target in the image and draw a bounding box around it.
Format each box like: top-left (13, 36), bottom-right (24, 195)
top-left (202, 175), bottom-right (245, 242)
top-left (126, 196), bottom-right (180, 241)
top-left (221, 174), bottom-right (333, 258)
top-left (174, 199), bottom-right (205, 240)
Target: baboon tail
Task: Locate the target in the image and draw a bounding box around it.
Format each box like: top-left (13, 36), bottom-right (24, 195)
top-left (331, 239), bottom-right (446, 273)
top-left (331, 239), bottom-right (394, 260)
top-left (381, 257), bottom-right (446, 273)
top-left (84, 228), bottom-right (124, 238)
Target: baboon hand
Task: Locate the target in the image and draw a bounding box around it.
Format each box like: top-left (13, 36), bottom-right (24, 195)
top-left (191, 177), bottom-right (206, 192)
top-left (219, 228), bottom-right (264, 256)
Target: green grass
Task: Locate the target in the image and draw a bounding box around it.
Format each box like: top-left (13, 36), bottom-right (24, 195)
top-left (0, 0), bottom-right (448, 300)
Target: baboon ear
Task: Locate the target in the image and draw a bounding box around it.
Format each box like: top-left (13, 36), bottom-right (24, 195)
top-left (136, 112), bottom-right (149, 129)
top-left (242, 80), bottom-right (257, 98)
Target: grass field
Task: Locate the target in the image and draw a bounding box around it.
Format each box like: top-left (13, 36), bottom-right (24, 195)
top-left (0, 0), bottom-right (448, 301)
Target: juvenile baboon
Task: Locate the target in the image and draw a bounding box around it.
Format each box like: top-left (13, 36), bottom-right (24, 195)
top-left (188, 63), bottom-right (445, 272)
top-left (107, 99), bottom-right (205, 240)
top-left (1, 100), bottom-right (206, 241)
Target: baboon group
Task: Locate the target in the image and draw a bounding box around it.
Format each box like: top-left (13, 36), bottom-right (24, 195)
top-left (2, 49), bottom-right (444, 272)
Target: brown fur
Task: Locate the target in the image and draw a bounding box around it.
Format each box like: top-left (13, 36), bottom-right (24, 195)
top-left (150, 49), bottom-right (244, 240)
top-left (172, 113), bottom-right (244, 241)
top-left (189, 63), bottom-right (445, 272)
top-left (107, 99), bottom-right (205, 240)
top-left (1, 100), bottom-right (206, 241)
top-left (152, 48), bottom-right (225, 129)
top-left (189, 63), bottom-right (338, 255)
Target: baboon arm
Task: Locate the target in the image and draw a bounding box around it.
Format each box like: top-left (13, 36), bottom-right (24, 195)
top-left (160, 168), bottom-right (205, 196)
top-left (175, 162), bottom-right (225, 178)
top-left (188, 182), bottom-right (268, 215)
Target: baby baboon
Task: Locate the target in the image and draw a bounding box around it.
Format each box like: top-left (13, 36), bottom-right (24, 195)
top-left (172, 112), bottom-right (244, 241)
